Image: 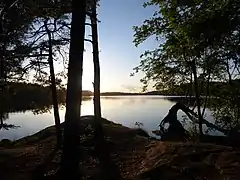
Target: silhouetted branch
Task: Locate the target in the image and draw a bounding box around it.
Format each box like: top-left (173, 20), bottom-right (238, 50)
top-left (84, 38), bottom-right (92, 43)
top-left (178, 103), bottom-right (229, 135)
top-left (0, 123), bottom-right (20, 130)
top-left (14, 53), bottom-right (49, 58)
top-left (85, 23), bottom-right (92, 26)
top-left (27, 25), bottom-right (46, 39)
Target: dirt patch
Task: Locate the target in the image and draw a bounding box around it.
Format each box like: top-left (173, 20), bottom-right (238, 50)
top-left (0, 116), bottom-right (240, 180)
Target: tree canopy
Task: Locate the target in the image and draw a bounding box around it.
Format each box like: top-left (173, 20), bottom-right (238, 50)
top-left (133, 0), bottom-right (240, 90)
top-left (133, 0), bottom-right (240, 133)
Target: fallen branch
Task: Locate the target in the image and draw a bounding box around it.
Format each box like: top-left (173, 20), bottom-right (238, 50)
top-left (161, 102), bottom-right (229, 135)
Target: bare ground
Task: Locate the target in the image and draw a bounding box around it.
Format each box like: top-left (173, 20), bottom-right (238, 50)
top-left (0, 116), bottom-right (240, 180)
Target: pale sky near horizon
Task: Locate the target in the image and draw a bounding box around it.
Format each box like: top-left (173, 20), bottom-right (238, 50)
top-left (79, 0), bottom-right (158, 92)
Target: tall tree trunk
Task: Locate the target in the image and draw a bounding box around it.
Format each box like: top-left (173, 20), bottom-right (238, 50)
top-left (44, 19), bottom-right (62, 147)
top-left (0, 19), bottom-right (7, 133)
top-left (60, 0), bottom-right (86, 179)
top-left (0, 113), bottom-right (3, 129)
top-left (89, 3), bottom-right (122, 179)
top-left (226, 60), bottom-right (240, 125)
top-left (189, 73), bottom-right (196, 110)
top-left (0, 7), bottom-right (6, 99)
top-left (0, 42), bottom-right (5, 128)
top-left (226, 60), bottom-right (233, 86)
top-left (201, 72), bottom-right (211, 117)
top-left (90, 0), bottom-right (102, 132)
top-left (191, 60), bottom-right (203, 135)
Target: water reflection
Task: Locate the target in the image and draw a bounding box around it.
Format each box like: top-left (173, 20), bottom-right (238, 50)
top-left (0, 96), bottom-right (232, 140)
top-left (0, 97), bottom-right (93, 139)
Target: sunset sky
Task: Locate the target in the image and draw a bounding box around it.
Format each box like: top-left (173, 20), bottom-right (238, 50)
top-left (79, 0), bottom-right (158, 92)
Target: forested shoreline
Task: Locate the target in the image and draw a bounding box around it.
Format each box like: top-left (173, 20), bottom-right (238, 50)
top-left (2, 79), bottom-right (239, 111)
top-left (101, 79), bottom-right (240, 96)
top-left (0, 82), bottom-right (92, 112)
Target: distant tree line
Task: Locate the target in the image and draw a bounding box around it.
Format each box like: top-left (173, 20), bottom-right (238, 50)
top-left (161, 79), bottom-right (240, 96)
top-left (100, 79), bottom-right (240, 96)
top-left (0, 82), bottom-right (92, 112)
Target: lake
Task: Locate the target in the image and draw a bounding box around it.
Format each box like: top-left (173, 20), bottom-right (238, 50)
top-left (0, 96), bottom-right (222, 140)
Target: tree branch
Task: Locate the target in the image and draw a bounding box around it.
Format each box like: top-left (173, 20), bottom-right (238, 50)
top-left (85, 23), bottom-right (92, 26)
top-left (84, 38), bottom-right (92, 43)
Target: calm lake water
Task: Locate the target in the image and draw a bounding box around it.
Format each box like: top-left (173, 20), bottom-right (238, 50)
top-left (0, 96), bottom-right (222, 140)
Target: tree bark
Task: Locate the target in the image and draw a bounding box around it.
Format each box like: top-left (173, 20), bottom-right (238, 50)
top-left (0, 16), bottom-right (7, 133)
top-left (90, 0), bottom-right (105, 171)
top-left (0, 114), bottom-right (3, 128)
top-left (191, 60), bottom-right (203, 135)
top-left (60, 0), bottom-right (86, 179)
top-left (90, 0), bottom-right (102, 129)
top-left (44, 19), bottom-right (62, 147)
top-left (89, 3), bottom-right (122, 179)
top-left (201, 72), bottom-right (211, 117)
